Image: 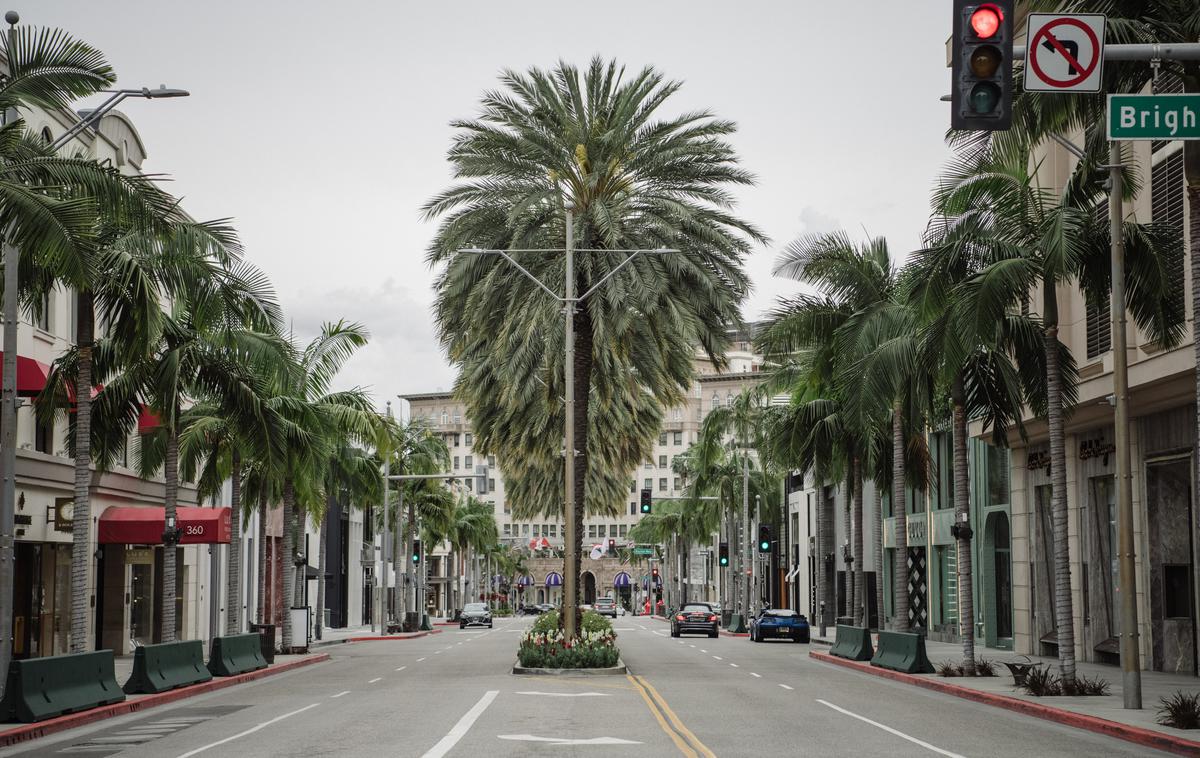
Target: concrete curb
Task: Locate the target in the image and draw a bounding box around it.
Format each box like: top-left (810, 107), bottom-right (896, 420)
top-left (810, 651), bottom-right (1200, 757)
top-left (512, 659), bottom-right (628, 676)
top-left (720, 630), bottom-right (750, 638)
top-left (345, 629), bottom-right (443, 643)
top-left (0, 653), bottom-right (330, 748)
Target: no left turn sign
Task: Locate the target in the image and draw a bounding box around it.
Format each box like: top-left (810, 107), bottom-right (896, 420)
top-left (1024, 13), bottom-right (1106, 93)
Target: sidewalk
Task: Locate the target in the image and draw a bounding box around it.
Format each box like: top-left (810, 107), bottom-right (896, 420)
top-left (0, 651), bottom-right (329, 748)
top-left (810, 629), bottom-right (1200, 756)
top-left (311, 624), bottom-right (442, 648)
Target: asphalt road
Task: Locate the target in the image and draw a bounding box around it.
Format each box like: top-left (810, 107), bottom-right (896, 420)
top-left (0, 616), bottom-right (1173, 757)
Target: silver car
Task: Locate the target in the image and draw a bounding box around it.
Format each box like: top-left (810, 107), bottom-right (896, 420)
top-left (593, 597), bottom-right (618, 618)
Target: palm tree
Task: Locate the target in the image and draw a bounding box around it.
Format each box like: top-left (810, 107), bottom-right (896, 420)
top-left (443, 496), bottom-right (499, 614)
top-left (934, 140), bottom-right (1184, 682)
top-left (425, 58), bottom-right (765, 637)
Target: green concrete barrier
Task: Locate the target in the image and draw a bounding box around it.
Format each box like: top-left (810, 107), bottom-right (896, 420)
top-left (0, 650), bottom-right (125, 723)
top-left (829, 624), bottom-right (874, 661)
top-left (870, 630), bottom-right (935, 674)
top-left (122, 640), bottom-right (212, 694)
top-left (420, 614), bottom-right (433, 632)
top-left (208, 633), bottom-right (269, 677)
top-left (727, 613), bottom-right (746, 634)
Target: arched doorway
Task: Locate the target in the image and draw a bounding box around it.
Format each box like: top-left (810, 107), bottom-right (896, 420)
top-left (614, 572), bottom-right (632, 610)
top-left (582, 571), bottom-right (597, 604)
top-left (984, 511), bottom-right (1012, 646)
top-left (545, 572), bottom-right (563, 608)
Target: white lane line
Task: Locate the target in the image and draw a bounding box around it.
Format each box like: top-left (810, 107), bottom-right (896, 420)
top-left (434, 650), bottom-right (442, 654)
top-left (817, 700), bottom-right (965, 758)
top-left (515, 691), bottom-right (611, 698)
top-left (779, 684), bottom-right (794, 690)
top-left (417, 657), bottom-right (427, 662)
top-left (173, 703), bottom-right (320, 758)
top-left (421, 690), bottom-right (500, 758)
top-left (689, 644), bottom-right (696, 648)
top-left (330, 691), bottom-right (350, 699)
top-left (730, 663), bottom-right (739, 668)
top-left (396, 666), bottom-right (407, 672)
top-left (700, 649), bottom-right (708, 653)
top-left (651, 630), bottom-right (668, 637)
top-left (712, 656), bottom-right (722, 661)
top-left (368, 677), bottom-right (382, 684)
top-left (750, 672), bottom-right (761, 678)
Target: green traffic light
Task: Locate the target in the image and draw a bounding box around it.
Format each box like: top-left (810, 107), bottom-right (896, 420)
top-left (759, 541), bottom-right (769, 551)
top-left (969, 82), bottom-right (1001, 114)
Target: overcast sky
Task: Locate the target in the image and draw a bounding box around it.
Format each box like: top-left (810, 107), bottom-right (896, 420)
top-left (36, 1), bottom-right (953, 409)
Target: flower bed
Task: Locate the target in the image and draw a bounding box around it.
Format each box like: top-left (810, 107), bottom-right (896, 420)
top-left (517, 611), bottom-right (620, 669)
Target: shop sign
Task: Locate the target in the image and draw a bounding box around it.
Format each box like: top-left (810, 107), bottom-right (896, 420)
top-left (53, 497), bottom-right (74, 533)
top-left (1079, 436), bottom-right (1115, 464)
top-left (126, 548), bottom-right (154, 565)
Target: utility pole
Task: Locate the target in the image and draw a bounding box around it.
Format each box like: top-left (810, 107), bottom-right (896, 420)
top-left (0, 11), bottom-right (19, 694)
top-left (1109, 140), bottom-right (1141, 709)
top-left (742, 454), bottom-right (751, 621)
top-left (381, 401), bottom-right (391, 635)
top-left (563, 208), bottom-right (578, 640)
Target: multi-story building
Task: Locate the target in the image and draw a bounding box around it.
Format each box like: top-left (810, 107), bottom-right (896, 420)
top-left (401, 326), bottom-right (766, 613)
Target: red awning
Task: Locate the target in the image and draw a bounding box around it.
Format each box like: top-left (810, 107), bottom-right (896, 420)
top-left (0, 352), bottom-right (51, 397)
top-left (137, 405), bottom-right (163, 434)
top-left (98, 506), bottom-right (231, 545)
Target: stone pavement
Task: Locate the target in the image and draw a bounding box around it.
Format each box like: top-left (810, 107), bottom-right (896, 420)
top-left (812, 629), bottom-right (1200, 750)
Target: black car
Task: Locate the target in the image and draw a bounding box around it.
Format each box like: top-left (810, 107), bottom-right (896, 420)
top-left (460, 602), bottom-right (493, 628)
top-left (671, 603), bottom-right (719, 638)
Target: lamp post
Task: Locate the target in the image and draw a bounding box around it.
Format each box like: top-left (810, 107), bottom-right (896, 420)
top-left (458, 216), bottom-right (674, 639)
top-left (0, 8), bottom-right (189, 691)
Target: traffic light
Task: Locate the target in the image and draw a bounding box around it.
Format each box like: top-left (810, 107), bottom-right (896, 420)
top-left (951, 1), bottom-right (1013, 131)
top-left (639, 488), bottom-right (652, 514)
top-left (758, 525), bottom-right (771, 553)
top-left (411, 539), bottom-right (421, 564)
top-left (651, 567), bottom-right (660, 581)
top-left (718, 542), bottom-right (729, 567)
top-left (607, 538), bottom-right (617, 554)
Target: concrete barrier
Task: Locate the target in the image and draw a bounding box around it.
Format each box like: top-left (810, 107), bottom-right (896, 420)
top-left (0, 650), bottom-right (125, 723)
top-left (870, 630), bottom-right (935, 674)
top-left (208, 634), bottom-right (268, 677)
top-left (123, 640), bottom-right (212, 694)
top-left (829, 624), bottom-right (874, 661)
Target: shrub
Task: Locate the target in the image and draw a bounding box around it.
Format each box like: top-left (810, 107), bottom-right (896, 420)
top-left (531, 610), bottom-right (560, 635)
top-left (1023, 665), bottom-right (1061, 697)
top-left (936, 660), bottom-right (962, 677)
top-left (517, 625), bottom-right (620, 669)
top-left (1158, 692), bottom-right (1200, 730)
top-left (1063, 673), bottom-right (1110, 697)
top-left (581, 610), bottom-right (613, 634)
top-left (974, 657), bottom-right (997, 677)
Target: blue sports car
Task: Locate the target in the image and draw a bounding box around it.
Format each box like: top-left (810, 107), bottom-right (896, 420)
top-left (749, 608), bottom-right (810, 643)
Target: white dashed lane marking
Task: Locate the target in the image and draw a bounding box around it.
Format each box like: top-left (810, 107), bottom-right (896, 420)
top-left (779, 684), bottom-right (794, 691)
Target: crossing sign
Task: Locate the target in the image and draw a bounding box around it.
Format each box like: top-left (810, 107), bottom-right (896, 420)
top-left (1023, 13), bottom-right (1106, 93)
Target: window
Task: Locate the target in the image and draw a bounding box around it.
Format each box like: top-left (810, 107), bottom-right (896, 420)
top-left (588, 525), bottom-right (596, 539)
top-left (504, 501), bottom-right (511, 514)
top-left (441, 409), bottom-right (448, 424)
top-left (659, 478), bottom-right (667, 491)
top-left (521, 523), bottom-right (529, 536)
top-left (34, 417), bottom-right (53, 454)
top-left (644, 478), bottom-right (652, 490)
top-left (644, 461), bottom-right (653, 469)
top-left (674, 477), bottom-right (681, 491)
top-left (630, 502), bottom-right (637, 515)
top-left (549, 525), bottom-right (556, 537)
top-left (1086, 199), bottom-right (1111, 359)
top-left (453, 410), bottom-right (461, 423)
top-left (630, 481), bottom-right (636, 493)
top-left (453, 456), bottom-right (460, 470)
top-left (619, 524), bottom-right (628, 537)
top-left (673, 409), bottom-right (682, 422)
top-left (40, 126), bottom-right (52, 145)
top-left (465, 455), bottom-right (473, 469)
top-left (673, 431), bottom-right (682, 446)
top-left (34, 291), bottom-right (51, 332)
top-left (488, 478), bottom-right (495, 492)
top-left (598, 524), bottom-right (606, 538)
top-left (503, 524), bottom-right (511, 537)
top-left (465, 433), bottom-right (473, 445)
top-left (454, 433), bottom-right (461, 447)
top-left (465, 477), bottom-right (473, 492)
top-left (488, 455), bottom-right (495, 466)
top-left (726, 393), bottom-right (733, 407)
top-left (1151, 149), bottom-right (1185, 318)
top-left (659, 432), bottom-right (667, 446)
top-left (533, 524), bottom-right (540, 537)
top-left (658, 455), bottom-right (667, 468)
top-left (711, 393), bottom-right (719, 411)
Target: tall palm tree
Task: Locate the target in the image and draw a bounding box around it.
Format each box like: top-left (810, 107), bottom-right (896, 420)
top-left (443, 496), bottom-right (499, 614)
top-left (425, 58), bottom-right (765, 636)
top-left (934, 140), bottom-right (1184, 681)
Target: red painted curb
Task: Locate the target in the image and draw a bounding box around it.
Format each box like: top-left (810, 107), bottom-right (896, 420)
top-left (346, 629), bottom-right (442, 642)
top-left (720, 631), bottom-right (750, 637)
top-left (0, 653), bottom-right (331, 749)
top-left (810, 651), bottom-right (1200, 757)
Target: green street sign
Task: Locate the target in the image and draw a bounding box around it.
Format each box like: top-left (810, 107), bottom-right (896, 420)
top-left (1108, 94), bottom-right (1200, 141)
top-left (632, 546), bottom-right (654, 556)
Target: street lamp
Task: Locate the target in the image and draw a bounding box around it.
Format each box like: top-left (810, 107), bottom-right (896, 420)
top-left (0, 9), bottom-right (190, 694)
top-left (457, 211), bottom-right (675, 640)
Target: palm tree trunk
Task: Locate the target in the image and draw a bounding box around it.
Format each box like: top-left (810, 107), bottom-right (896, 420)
top-left (161, 426), bottom-right (180, 643)
top-left (1044, 284), bottom-right (1076, 683)
top-left (852, 456), bottom-right (865, 627)
top-left (281, 479), bottom-right (297, 650)
top-left (844, 481), bottom-right (854, 623)
top-left (874, 486), bottom-right (885, 630)
top-left (892, 401), bottom-right (909, 632)
top-left (570, 305), bottom-right (593, 633)
top-left (257, 494), bottom-right (267, 624)
top-left (225, 450), bottom-right (242, 635)
top-left (69, 291), bottom-right (94, 652)
top-left (951, 373), bottom-right (975, 674)
top-left (405, 498), bottom-right (416, 626)
top-left (315, 499), bottom-right (329, 640)
top-left (742, 455), bottom-right (752, 617)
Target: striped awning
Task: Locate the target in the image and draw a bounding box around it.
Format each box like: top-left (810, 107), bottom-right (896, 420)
top-left (613, 572), bottom-right (632, 587)
top-left (545, 572), bottom-right (563, 587)
top-left (516, 574), bottom-right (534, 586)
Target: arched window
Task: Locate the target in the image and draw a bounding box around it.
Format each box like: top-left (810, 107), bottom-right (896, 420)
top-left (710, 393), bottom-right (719, 411)
top-left (725, 392), bottom-right (734, 407)
top-left (440, 409), bottom-right (448, 424)
top-left (40, 126), bottom-right (52, 145)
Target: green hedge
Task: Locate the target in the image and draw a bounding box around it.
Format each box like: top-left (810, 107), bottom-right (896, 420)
top-left (519, 611), bottom-right (618, 669)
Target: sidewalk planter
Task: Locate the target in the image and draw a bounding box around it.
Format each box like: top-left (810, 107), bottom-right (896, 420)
top-left (829, 625), bottom-right (874, 662)
top-left (208, 634), bottom-right (269, 677)
top-left (513, 659), bottom-right (627, 676)
top-left (871, 630), bottom-right (934, 674)
top-left (123, 640), bottom-right (212, 694)
top-left (0, 650), bottom-right (125, 723)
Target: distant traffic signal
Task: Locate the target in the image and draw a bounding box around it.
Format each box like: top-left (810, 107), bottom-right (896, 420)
top-left (758, 525), bottom-right (771, 553)
top-left (411, 539), bottom-right (421, 564)
top-left (718, 542), bottom-right (729, 567)
top-left (651, 566), bottom-right (659, 580)
top-left (951, 1), bottom-right (1014, 131)
top-left (607, 538), bottom-right (617, 554)
top-left (639, 488), bottom-right (652, 514)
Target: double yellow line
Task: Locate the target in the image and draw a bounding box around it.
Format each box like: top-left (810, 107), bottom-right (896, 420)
top-left (627, 674), bottom-right (716, 758)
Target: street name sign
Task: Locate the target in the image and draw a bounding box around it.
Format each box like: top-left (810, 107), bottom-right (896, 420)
top-left (632, 546), bottom-right (654, 556)
top-left (1024, 13), bottom-right (1106, 93)
top-left (1108, 94), bottom-right (1200, 140)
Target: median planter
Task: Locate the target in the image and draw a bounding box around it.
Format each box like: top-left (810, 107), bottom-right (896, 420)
top-left (513, 659), bottom-right (627, 676)
top-left (514, 610), bottom-right (621, 673)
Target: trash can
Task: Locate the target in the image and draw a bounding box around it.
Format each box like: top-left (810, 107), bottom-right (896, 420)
top-left (403, 612), bottom-right (420, 633)
top-left (249, 623), bottom-right (276, 664)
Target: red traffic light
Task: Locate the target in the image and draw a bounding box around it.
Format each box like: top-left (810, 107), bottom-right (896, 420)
top-left (970, 4), bottom-right (1002, 38)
